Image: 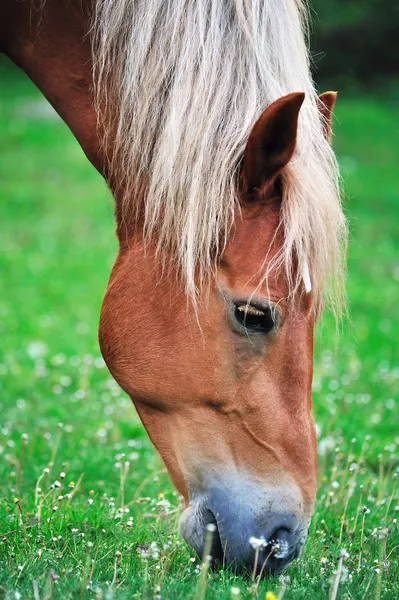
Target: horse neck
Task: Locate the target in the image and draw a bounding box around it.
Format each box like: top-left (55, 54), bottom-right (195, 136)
top-left (1, 0), bottom-right (106, 177)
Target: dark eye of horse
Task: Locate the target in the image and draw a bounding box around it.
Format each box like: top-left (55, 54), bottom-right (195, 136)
top-left (234, 303), bottom-right (275, 333)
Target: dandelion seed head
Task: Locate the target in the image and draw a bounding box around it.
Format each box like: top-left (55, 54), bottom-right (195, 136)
top-left (249, 536), bottom-right (266, 550)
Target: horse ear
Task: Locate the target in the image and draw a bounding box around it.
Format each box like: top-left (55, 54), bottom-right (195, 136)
top-left (241, 92), bottom-right (305, 197)
top-left (317, 91), bottom-right (337, 141)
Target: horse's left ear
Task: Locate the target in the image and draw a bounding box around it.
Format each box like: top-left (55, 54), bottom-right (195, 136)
top-left (317, 91), bottom-right (337, 141)
top-left (241, 92), bottom-right (305, 197)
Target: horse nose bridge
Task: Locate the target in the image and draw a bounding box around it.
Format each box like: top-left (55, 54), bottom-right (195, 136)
top-left (207, 475), bottom-right (305, 522)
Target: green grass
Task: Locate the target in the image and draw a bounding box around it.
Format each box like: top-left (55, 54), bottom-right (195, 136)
top-left (0, 59), bottom-right (398, 599)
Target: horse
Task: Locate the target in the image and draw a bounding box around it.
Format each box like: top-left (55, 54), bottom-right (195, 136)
top-left (0, 0), bottom-right (347, 575)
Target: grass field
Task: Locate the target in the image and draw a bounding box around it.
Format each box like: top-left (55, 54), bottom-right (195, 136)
top-left (0, 59), bottom-right (398, 599)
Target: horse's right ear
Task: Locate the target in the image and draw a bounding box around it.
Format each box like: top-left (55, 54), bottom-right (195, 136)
top-left (241, 92), bottom-right (305, 197)
top-left (317, 91), bottom-right (337, 141)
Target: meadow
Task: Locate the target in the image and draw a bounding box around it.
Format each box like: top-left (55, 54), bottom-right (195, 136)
top-left (0, 59), bottom-right (398, 599)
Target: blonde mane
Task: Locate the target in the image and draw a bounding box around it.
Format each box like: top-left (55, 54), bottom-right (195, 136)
top-left (92, 0), bottom-right (347, 311)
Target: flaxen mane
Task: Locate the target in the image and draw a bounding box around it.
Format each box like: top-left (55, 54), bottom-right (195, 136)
top-left (92, 0), bottom-right (347, 311)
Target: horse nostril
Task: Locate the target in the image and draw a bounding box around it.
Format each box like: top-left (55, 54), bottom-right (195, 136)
top-left (267, 527), bottom-right (292, 560)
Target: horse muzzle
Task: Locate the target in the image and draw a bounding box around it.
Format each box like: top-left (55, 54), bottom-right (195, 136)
top-left (178, 475), bottom-right (310, 575)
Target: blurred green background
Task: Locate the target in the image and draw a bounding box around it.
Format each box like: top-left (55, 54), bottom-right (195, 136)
top-left (0, 5), bottom-right (398, 599)
top-left (311, 0), bottom-right (399, 90)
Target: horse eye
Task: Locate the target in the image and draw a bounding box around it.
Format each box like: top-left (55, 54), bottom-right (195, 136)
top-left (234, 303), bottom-right (275, 334)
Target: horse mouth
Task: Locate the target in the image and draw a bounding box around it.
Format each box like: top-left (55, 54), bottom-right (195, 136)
top-left (202, 510), bottom-right (225, 562)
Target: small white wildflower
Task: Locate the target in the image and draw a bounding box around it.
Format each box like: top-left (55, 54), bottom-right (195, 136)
top-left (372, 527), bottom-right (390, 540)
top-left (249, 536), bottom-right (266, 550)
top-left (88, 499), bottom-right (94, 505)
top-left (52, 506), bottom-right (58, 512)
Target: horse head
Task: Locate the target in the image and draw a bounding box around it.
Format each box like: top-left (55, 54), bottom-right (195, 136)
top-left (99, 92), bottom-right (337, 573)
